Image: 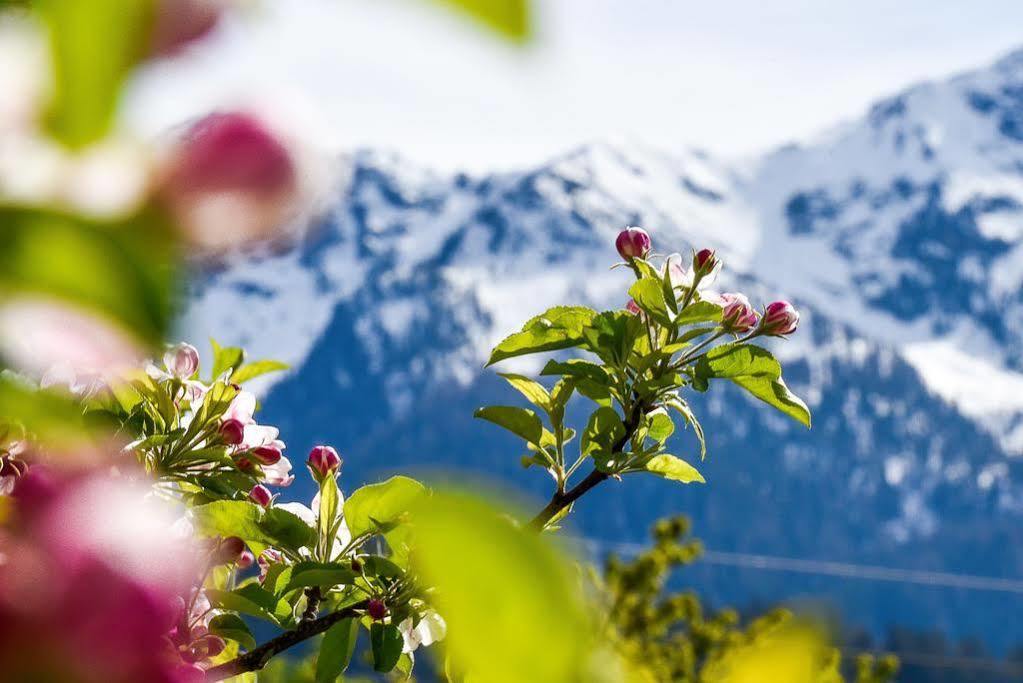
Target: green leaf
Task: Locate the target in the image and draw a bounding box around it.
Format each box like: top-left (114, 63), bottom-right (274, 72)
top-left (282, 561), bottom-right (356, 595)
top-left (486, 306), bottom-right (596, 366)
top-left (582, 311), bottom-right (643, 367)
top-left (644, 454), bottom-right (705, 483)
top-left (410, 490), bottom-right (593, 683)
top-left (431, 0), bottom-right (530, 41)
top-left (581, 406), bottom-right (625, 458)
top-left (371, 622), bottom-right (404, 672)
top-left (674, 301), bottom-right (723, 326)
top-left (191, 501), bottom-right (315, 552)
top-left (473, 405), bottom-right (543, 447)
top-left (210, 339), bottom-right (246, 381)
top-left (231, 360), bottom-right (290, 384)
top-left (666, 397), bottom-right (707, 460)
top-left (207, 585), bottom-right (291, 625)
top-left (343, 476), bottom-right (427, 539)
top-left (316, 618), bottom-right (359, 682)
top-left (497, 373), bottom-right (550, 412)
top-left (694, 344), bottom-right (811, 428)
top-left (628, 277), bottom-right (674, 326)
top-left (646, 410), bottom-right (675, 444)
top-left (361, 556), bottom-right (405, 579)
top-left (540, 359), bottom-right (609, 384)
top-left (37, 0), bottom-right (152, 147)
top-left (208, 613), bottom-right (256, 651)
top-left (318, 474), bottom-right (342, 559)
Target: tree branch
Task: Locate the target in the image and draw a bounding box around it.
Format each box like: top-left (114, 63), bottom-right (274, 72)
top-left (204, 599), bottom-right (369, 681)
top-left (527, 400), bottom-right (648, 532)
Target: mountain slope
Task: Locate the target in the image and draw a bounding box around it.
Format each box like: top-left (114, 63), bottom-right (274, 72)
top-left (182, 49), bottom-right (1023, 651)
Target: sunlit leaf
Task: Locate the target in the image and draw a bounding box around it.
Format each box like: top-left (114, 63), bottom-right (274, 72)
top-left (343, 476), bottom-right (427, 540)
top-left (474, 405), bottom-right (543, 447)
top-left (316, 618), bottom-right (358, 682)
top-left (487, 306), bottom-right (596, 366)
top-left (370, 622), bottom-right (404, 672)
top-left (231, 359), bottom-right (290, 384)
top-left (644, 454), bottom-right (704, 484)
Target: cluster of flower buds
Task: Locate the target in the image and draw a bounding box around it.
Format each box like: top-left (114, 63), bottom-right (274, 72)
top-left (307, 445), bottom-right (342, 481)
top-left (614, 227), bottom-right (800, 338)
top-left (221, 390), bottom-right (295, 487)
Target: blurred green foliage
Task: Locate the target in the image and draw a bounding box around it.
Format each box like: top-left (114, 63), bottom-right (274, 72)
top-left (602, 516), bottom-right (899, 683)
top-left (432, 0), bottom-right (530, 41)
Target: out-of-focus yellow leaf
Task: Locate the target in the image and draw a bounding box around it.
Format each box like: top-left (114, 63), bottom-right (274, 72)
top-left (0, 207), bottom-right (178, 349)
top-left (703, 623), bottom-right (834, 683)
top-left (411, 489), bottom-right (592, 683)
top-left (430, 0), bottom-right (530, 41)
top-left (36, 0), bottom-right (153, 148)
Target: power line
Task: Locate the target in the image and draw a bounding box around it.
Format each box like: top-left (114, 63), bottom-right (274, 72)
top-left (582, 539), bottom-right (1023, 595)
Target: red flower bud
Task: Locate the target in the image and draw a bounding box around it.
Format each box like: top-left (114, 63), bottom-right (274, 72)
top-left (219, 418), bottom-right (245, 446)
top-left (615, 227), bottom-right (651, 260)
top-left (760, 301), bottom-right (800, 336)
top-left (237, 549), bottom-right (255, 570)
top-left (249, 445), bottom-right (282, 466)
top-left (693, 249), bottom-right (719, 278)
top-left (164, 342), bottom-right (200, 380)
top-left (625, 299), bottom-right (642, 316)
top-left (367, 599), bottom-right (387, 621)
top-left (307, 445), bottom-right (341, 479)
top-left (719, 293), bottom-right (759, 333)
top-left (248, 484), bottom-right (272, 507)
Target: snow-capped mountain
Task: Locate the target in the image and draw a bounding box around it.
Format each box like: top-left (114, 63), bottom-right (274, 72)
top-left (182, 49), bottom-right (1023, 651)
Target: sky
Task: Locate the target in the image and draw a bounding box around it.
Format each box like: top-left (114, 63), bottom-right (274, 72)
top-left (127, 0), bottom-right (1023, 173)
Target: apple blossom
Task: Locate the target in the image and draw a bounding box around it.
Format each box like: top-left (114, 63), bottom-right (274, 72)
top-left (615, 226), bottom-right (651, 260)
top-left (399, 610), bottom-right (447, 654)
top-left (625, 299), bottom-right (642, 316)
top-left (237, 549), bottom-right (255, 570)
top-left (719, 293), bottom-right (759, 334)
top-left (164, 343), bottom-right (200, 380)
top-left (260, 455), bottom-right (295, 487)
top-left (760, 300), bottom-right (800, 336)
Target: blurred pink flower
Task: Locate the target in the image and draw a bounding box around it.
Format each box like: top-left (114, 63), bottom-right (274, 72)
top-left (0, 467), bottom-right (203, 682)
top-left (0, 296), bottom-right (143, 379)
top-left (160, 111), bottom-right (302, 251)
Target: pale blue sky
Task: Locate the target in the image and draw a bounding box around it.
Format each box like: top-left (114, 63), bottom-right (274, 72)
top-left (127, 0), bottom-right (1023, 172)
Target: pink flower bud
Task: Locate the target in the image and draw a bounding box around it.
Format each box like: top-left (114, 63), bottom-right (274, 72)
top-left (163, 343), bottom-right (200, 380)
top-left (219, 418), bottom-right (245, 446)
top-left (719, 293), bottom-right (759, 333)
top-left (248, 484), bottom-right (272, 507)
top-left (367, 598), bottom-right (387, 621)
top-left (625, 299), bottom-right (642, 316)
top-left (237, 549), bottom-right (255, 570)
top-left (307, 445), bottom-right (341, 479)
top-left (760, 301), bottom-right (800, 336)
top-left (257, 548), bottom-right (282, 581)
top-left (248, 445), bottom-right (282, 466)
top-left (211, 536), bottom-right (245, 565)
top-left (150, 0), bottom-right (222, 56)
top-left (692, 249), bottom-right (719, 278)
top-left (160, 112), bottom-right (299, 251)
top-left (615, 227), bottom-right (651, 260)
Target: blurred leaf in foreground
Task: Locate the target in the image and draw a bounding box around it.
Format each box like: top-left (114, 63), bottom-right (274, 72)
top-left (430, 0), bottom-right (530, 41)
top-left (411, 489), bottom-right (592, 682)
